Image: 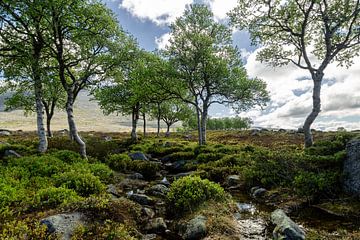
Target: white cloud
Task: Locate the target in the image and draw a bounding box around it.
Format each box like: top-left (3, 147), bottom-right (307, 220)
top-left (208, 0), bottom-right (238, 20)
top-left (120, 0), bottom-right (192, 26)
top-left (155, 33), bottom-right (171, 49)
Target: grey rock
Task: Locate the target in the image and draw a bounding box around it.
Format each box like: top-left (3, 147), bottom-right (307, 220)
top-left (0, 130), bottom-right (11, 136)
top-left (147, 184), bottom-right (169, 197)
top-left (129, 193), bottom-right (154, 205)
top-left (251, 187), bottom-right (267, 198)
top-left (142, 207), bottom-right (156, 219)
top-left (128, 172), bottom-right (145, 180)
top-left (236, 203), bottom-right (256, 214)
top-left (344, 140), bottom-right (360, 196)
top-left (4, 150), bottom-right (21, 158)
top-left (144, 218), bottom-right (167, 233)
top-left (180, 215), bottom-right (207, 240)
top-left (129, 152), bottom-right (149, 161)
top-left (235, 217), bottom-right (266, 240)
top-left (165, 160), bottom-right (187, 173)
top-left (226, 175), bottom-right (242, 187)
top-left (40, 212), bottom-right (86, 240)
top-left (271, 209), bottom-right (305, 240)
top-left (172, 171), bottom-right (194, 179)
top-left (251, 129), bottom-right (260, 136)
top-left (106, 184), bottom-right (120, 197)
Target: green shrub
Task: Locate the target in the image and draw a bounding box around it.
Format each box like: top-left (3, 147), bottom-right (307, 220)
top-left (34, 187), bottom-right (81, 208)
top-left (293, 171), bottom-right (341, 197)
top-left (214, 153), bottom-right (252, 167)
top-left (88, 163), bottom-right (114, 183)
top-left (8, 155), bottom-right (66, 177)
top-left (193, 145), bottom-right (215, 155)
top-left (163, 151), bottom-right (195, 162)
top-left (167, 176), bottom-right (226, 215)
top-left (106, 154), bottom-right (132, 171)
top-left (196, 153), bottom-right (226, 163)
top-left (147, 146), bottom-right (187, 157)
top-left (55, 171), bottom-right (105, 197)
top-left (0, 144), bottom-right (36, 158)
top-left (197, 166), bottom-right (240, 183)
top-left (129, 161), bottom-right (160, 180)
top-left (0, 219), bottom-right (56, 240)
top-left (52, 150), bottom-right (84, 164)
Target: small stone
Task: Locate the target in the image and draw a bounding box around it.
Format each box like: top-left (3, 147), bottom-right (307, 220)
top-left (106, 184), bottom-right (120, 197)
top-left (0, 130), bottom-right (11, 136)
top-left (128, 173), bottom-right (145, 180)
top-left (160, 177), bottom-right (170, 187)
top-left (129, 152), bottom-right (149, 161)
top-left (144, 218), bottom-right (167, 233)
top-left (129, 193), bottom-right (154, 206)
top-left (252, 188), bottom-right (267, 198)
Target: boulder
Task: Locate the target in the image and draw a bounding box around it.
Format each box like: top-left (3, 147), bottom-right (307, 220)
top-left (129, 152), bottom-right (149, 161)
top-left (40, 212), bottom-right (86, 240)
top-left (271, 209), bottom-right (305, 240)
top-left (160, 177), bottom-right (170, 187)
top-left (180, 215), bottom-right (207, 240)
top-left (343, 140), bottom-right (360, 196)
top-left (164, 160), bottom-right (187, 173)
top-left (128, 193), bottom-right (154, 206)
top-left (147, 184), bottom-right (169, 197)
top-left (144, 218), bottom-right (167, 233)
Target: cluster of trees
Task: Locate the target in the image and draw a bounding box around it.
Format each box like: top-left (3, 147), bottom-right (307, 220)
top-left (0, 2), bottom-right (269, 158)
top-left (184, 116), bottom-right (252, 131)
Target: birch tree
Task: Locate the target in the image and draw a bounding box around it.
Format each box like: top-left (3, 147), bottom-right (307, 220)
top-left (164, 4), bottom-right (269, 145)
top-left (230, 0), bottom-right (360, 147)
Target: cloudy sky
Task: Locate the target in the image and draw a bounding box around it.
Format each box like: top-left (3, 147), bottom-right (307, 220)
top-left (103, 0), bottom-right (360, 131)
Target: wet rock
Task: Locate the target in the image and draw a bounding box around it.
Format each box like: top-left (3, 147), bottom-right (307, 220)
top-left (144, 218), bottom-right (167, 234)
top-left (251, 187), bottom-right (267, 198)
top-left (236, 203), bottom-right (256, 215)
top-left (128, 193), bottom-right (154, 206)
top-left (344, 140), bottom-right (360, 196)
top-left (4, 150), bottom-right (21, 158)
top-left (106, 184), bottom-right (120, 197)
top-left (147, 184), bottom-right (169, 197)
top-left (40, 212), bottom-right (86, 240)
top-left (226, 175), bottom-right (242, 187)
top-left (129, 152), bottom-right (149, 161)
top-left (180, 215), bottom-right (207, 240)
top-left (271, 209), bottom-right (305, 240)
top-left (128, 172), bottom-right (145, 180)
top-left (142, 207), bottom-right (156, 219)
top-left (0, 129), bottom-right (11, 136)
top-left (160, 177), bottom-right (170, 187)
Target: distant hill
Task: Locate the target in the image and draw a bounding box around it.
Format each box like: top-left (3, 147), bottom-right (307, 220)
top-left (0, 91), bottom-right (175, 132)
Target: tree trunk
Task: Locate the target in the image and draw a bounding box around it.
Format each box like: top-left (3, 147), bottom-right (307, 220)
top-left (303, 73), bottom-right (323, 148)
top-left (195, 106), bottom-right (203, 145)
top-left (157, 103), bottom-right (161, 137)
top-left (66, 91), bottom-right (87, 158)
top-left (131, 106), bottom-right (139, 141)
top-left (34, 85), bottom-right (47, 153)
top-left (201, 107), bottom-right (208, 145)
top-left (166, 124), bottom-right (171, 137)
top-left (143, 112), bottom-right (146, 138)
top-left (46, 115), bottom-right (52, 138)
top-left (32, 41), bottom-right (47, 153)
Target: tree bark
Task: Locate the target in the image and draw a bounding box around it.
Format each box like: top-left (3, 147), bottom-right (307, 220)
top-left (303, 73), bottom-right (323, 148)
top-left (201, 106), bottom-right (208, 145)
top-left (32, 40), bottom-right (47, 153)
top-left (46, 115), bottom-right (52, 138)
top-left (143, 112), bottom-right (146, 138)
top-left (66, 91), bottom-right (87, 158)
top-left (157, 103), bottom-right (161, 137)
top-left (195, 106), bottom-right (203, 145)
